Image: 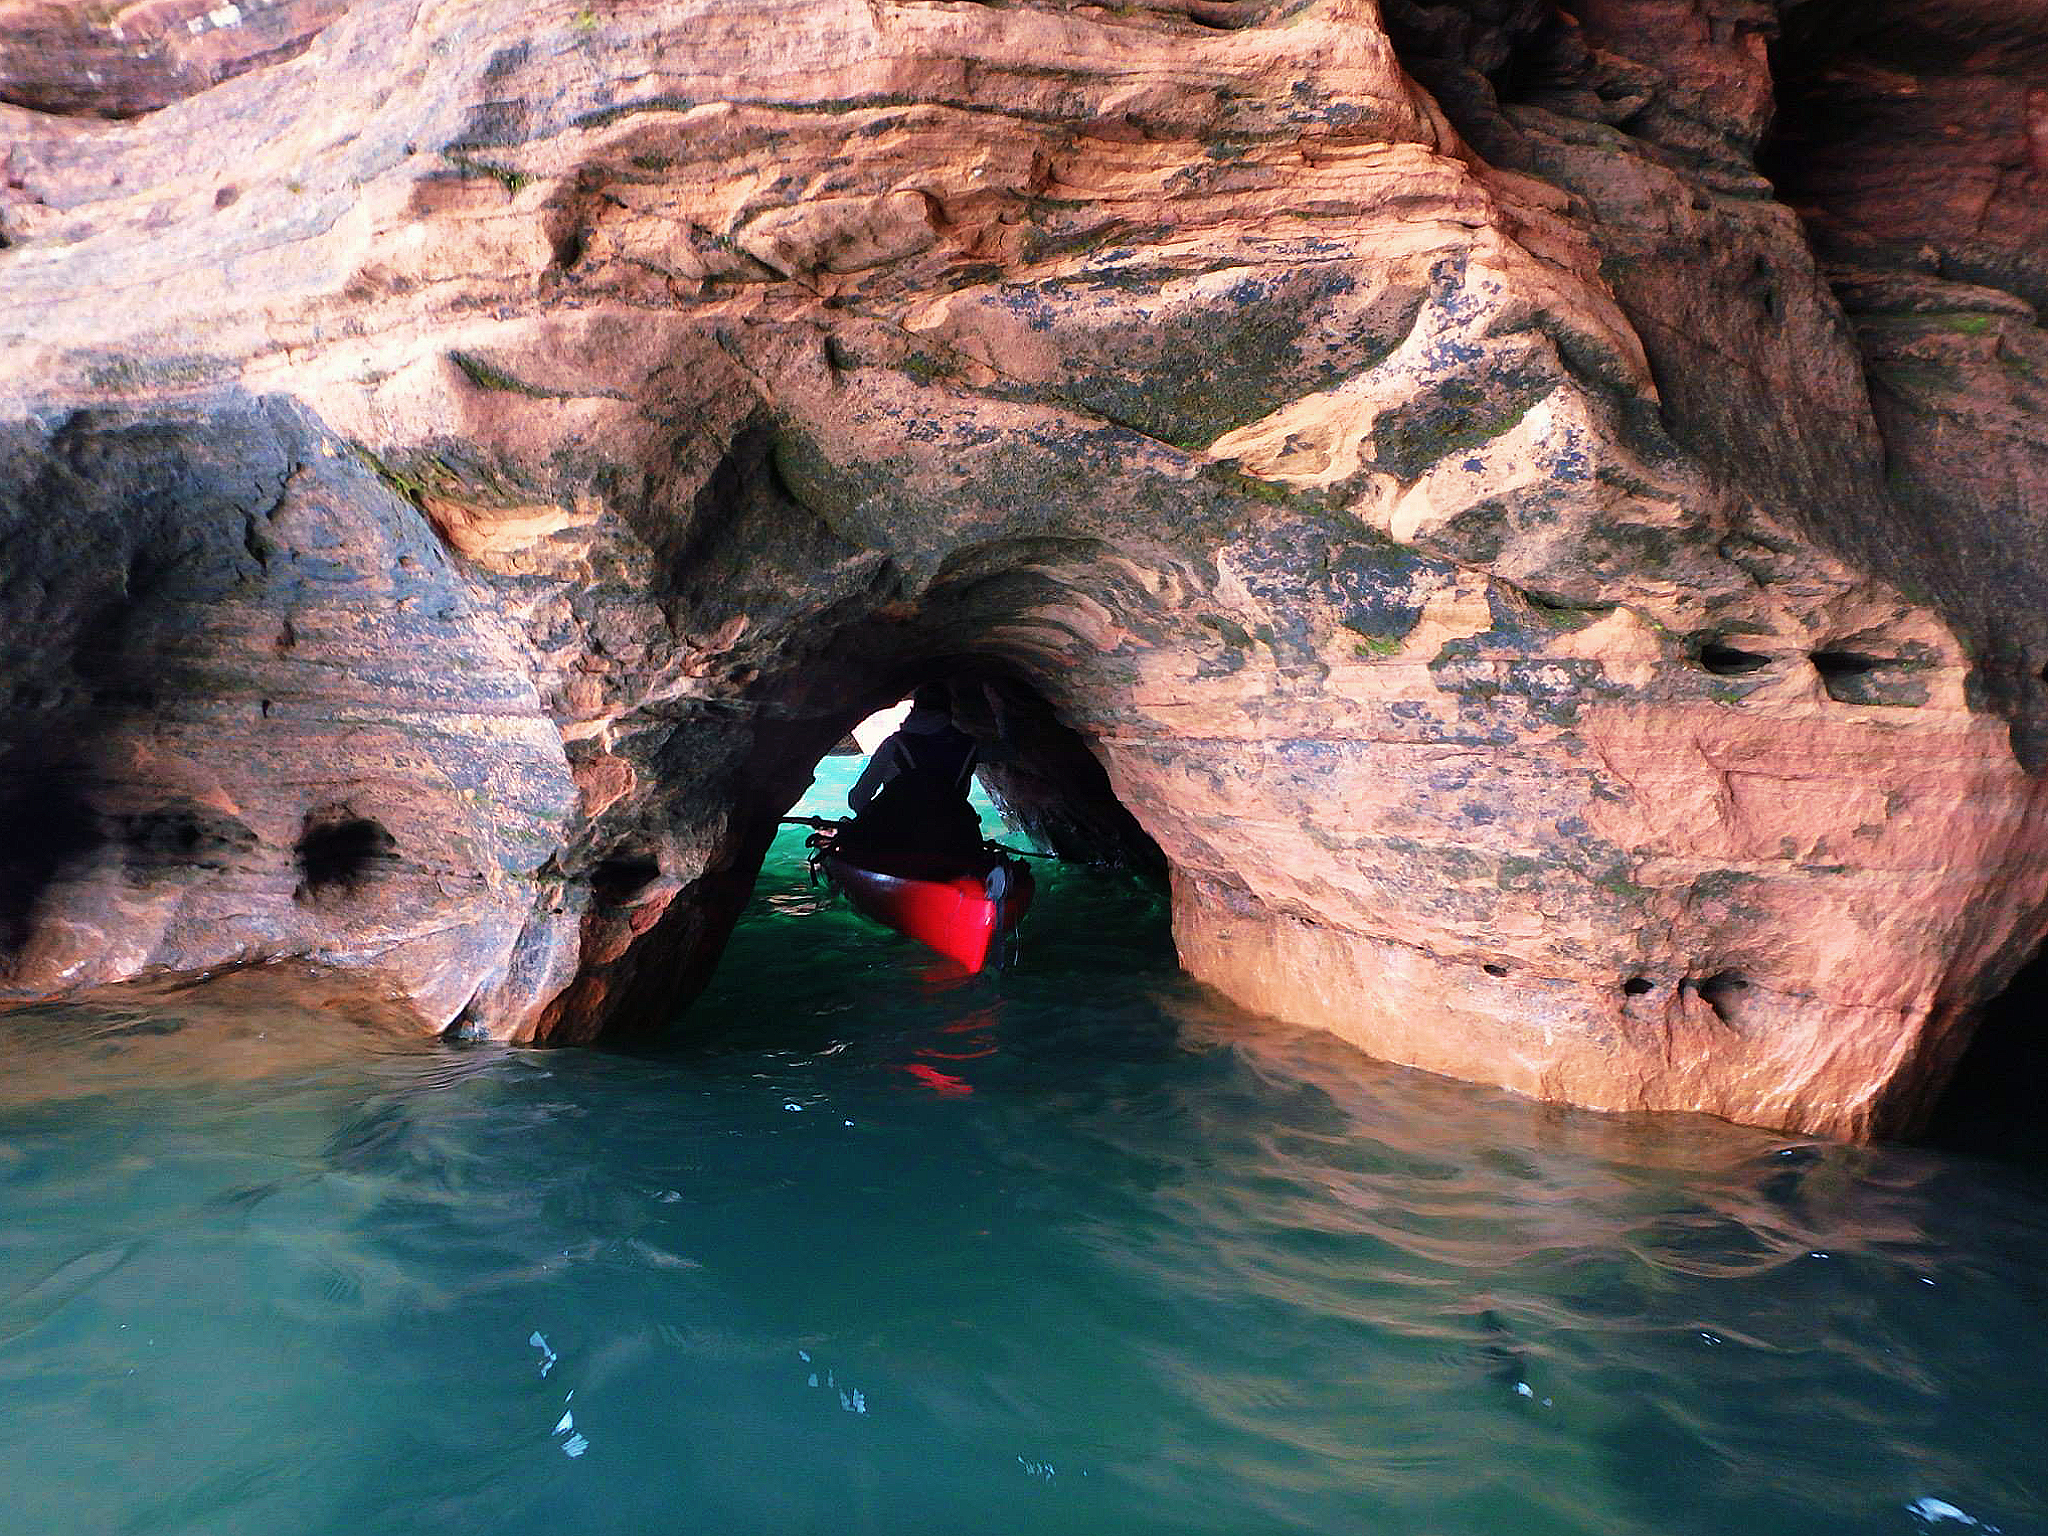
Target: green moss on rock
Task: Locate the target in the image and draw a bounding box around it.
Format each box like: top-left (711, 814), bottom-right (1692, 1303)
top-left (1371, 376), bottom-right (1551, 481)
top-left (450, 352), bottom-right (554, 397)
top-left (442, 151), bottom-right (531, 195)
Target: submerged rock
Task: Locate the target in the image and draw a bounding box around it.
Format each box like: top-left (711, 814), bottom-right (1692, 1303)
top-left (0, 0), bottom-right (2044, 1137)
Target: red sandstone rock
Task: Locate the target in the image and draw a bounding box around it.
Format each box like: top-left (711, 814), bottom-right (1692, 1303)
top-left (0, 0), bottom-right (2044, 1139)
top-left (0, 0), bottom-right (347, 117)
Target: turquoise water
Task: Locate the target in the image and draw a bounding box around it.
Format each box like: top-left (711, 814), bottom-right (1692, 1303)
top-left (1, 758), bottom-right (2043, 1535)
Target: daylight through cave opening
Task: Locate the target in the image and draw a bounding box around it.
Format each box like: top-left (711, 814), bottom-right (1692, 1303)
top-left (664, 660), bottom-right (1171, 1025)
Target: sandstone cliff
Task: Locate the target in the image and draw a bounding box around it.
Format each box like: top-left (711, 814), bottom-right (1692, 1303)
top-left (2, 0), bottom-right (2043, 1137)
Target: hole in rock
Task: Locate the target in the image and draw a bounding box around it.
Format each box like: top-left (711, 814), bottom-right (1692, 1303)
top-left (677, 666), bottom-right (1171, 1041)
top-left (1810, 659), bottom-right (1900, 712)
top-left (1693, 970), bottom-right (1748, 1023)
top-left (1483, 963), bottom-right (1509, 977)
top-left (1924, 939), bottom-right (2048, 1161)
top-left (1622, 976), bottom-right (1654, 996)
top-left (0, 770), bottom-right (101, 954)
top-left (773, 668), bottom-right (1166, 878)
top-left (1377, 1), bottom-right (1585, 156)
top-left (1749, 257), bottom-right (1779, 319)
top-left (1523, 589), bottom-right (1615, 622)
top-left (1811, 650), bottom-right (1884, 678)
top-left (592, 852), bottom-right (662, 905)
top-left (1811, 650), bottom-right (1897, 704)
top-left (295, 813), bottom-right (397, 898)
top-left (119, 804), bottom-right (258, 879)
top-left (1696, 641), bottom-right (1772, 675)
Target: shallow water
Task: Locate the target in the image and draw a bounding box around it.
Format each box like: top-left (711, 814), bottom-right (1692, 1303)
top-left (1, 759), bottom-right (2043, 1536)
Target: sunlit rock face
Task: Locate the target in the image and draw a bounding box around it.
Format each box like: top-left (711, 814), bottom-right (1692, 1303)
top-left (0, 0), bottom-right (349, 116)
top-left (1, 0), bottom-right (2044, 1136)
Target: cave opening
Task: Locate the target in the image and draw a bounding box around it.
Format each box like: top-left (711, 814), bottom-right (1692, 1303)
top-left (657, 659), bottom-right (1175, 1052)
top-left (525, 394), bottom-right (1202, 1047)
top-left (294, 811), bottom-right (398, 903)
top-left (1923, 939), bottom-right (2048, 1162)
top-left (735, 649), bottom-right (1168, 889)
top-left (1755, 0), bottom-right (1893, 207)
top-left (757, 658), bottom-right (1166, 929)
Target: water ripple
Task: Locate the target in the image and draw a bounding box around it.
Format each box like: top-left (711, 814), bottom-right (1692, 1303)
top-left (0, 780), bottom-right (2042, 1534)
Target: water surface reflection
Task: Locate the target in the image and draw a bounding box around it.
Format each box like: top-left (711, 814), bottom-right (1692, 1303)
top-left (0, 773), bottom-right (2042, 1534)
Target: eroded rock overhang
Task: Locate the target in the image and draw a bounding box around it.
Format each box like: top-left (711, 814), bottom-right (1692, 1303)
top-left (2, 0), bottom-right (2045, 1138)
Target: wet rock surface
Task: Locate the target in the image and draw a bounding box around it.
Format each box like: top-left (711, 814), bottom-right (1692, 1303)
top-left (1, 0), bottom-right (2044, 1137)
top-left (0, 397), bottom-right (578, 1028)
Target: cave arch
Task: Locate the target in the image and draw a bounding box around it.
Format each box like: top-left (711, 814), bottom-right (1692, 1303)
top-left (524, 561), bottom-right (1184, 1049)
top-left (666, 667), bottom-right (1172, 1025)
top-left (787, 664), bottom-right (1168, 880)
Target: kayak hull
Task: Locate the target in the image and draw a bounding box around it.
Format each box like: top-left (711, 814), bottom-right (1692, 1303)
top-left (823, 852), bottom-right (1035, 972)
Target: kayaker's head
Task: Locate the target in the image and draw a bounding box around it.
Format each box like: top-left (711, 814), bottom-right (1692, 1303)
top-left (903, 683), bottom-right (953, 731)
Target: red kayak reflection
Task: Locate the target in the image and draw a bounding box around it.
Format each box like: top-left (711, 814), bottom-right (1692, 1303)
top-left (891, 984), bottom-right (1002, 1095)
top-left (896, 1063), bottom-right (975, 1095)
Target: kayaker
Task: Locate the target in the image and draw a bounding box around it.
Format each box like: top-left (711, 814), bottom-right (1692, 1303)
top-left (839, 682), bottom-right (1000, 863)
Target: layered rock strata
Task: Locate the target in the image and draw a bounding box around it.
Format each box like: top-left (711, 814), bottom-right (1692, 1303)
top-left (1, 0), bottom-right (2044, 1136)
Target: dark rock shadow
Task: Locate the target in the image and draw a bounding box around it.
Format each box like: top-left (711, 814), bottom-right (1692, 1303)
top-left (1923, 941), bottom-right (2048, 1165)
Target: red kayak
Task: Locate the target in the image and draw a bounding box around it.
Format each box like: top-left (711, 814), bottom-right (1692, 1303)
top-left (820, 847), bottom-right (1035, 972)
